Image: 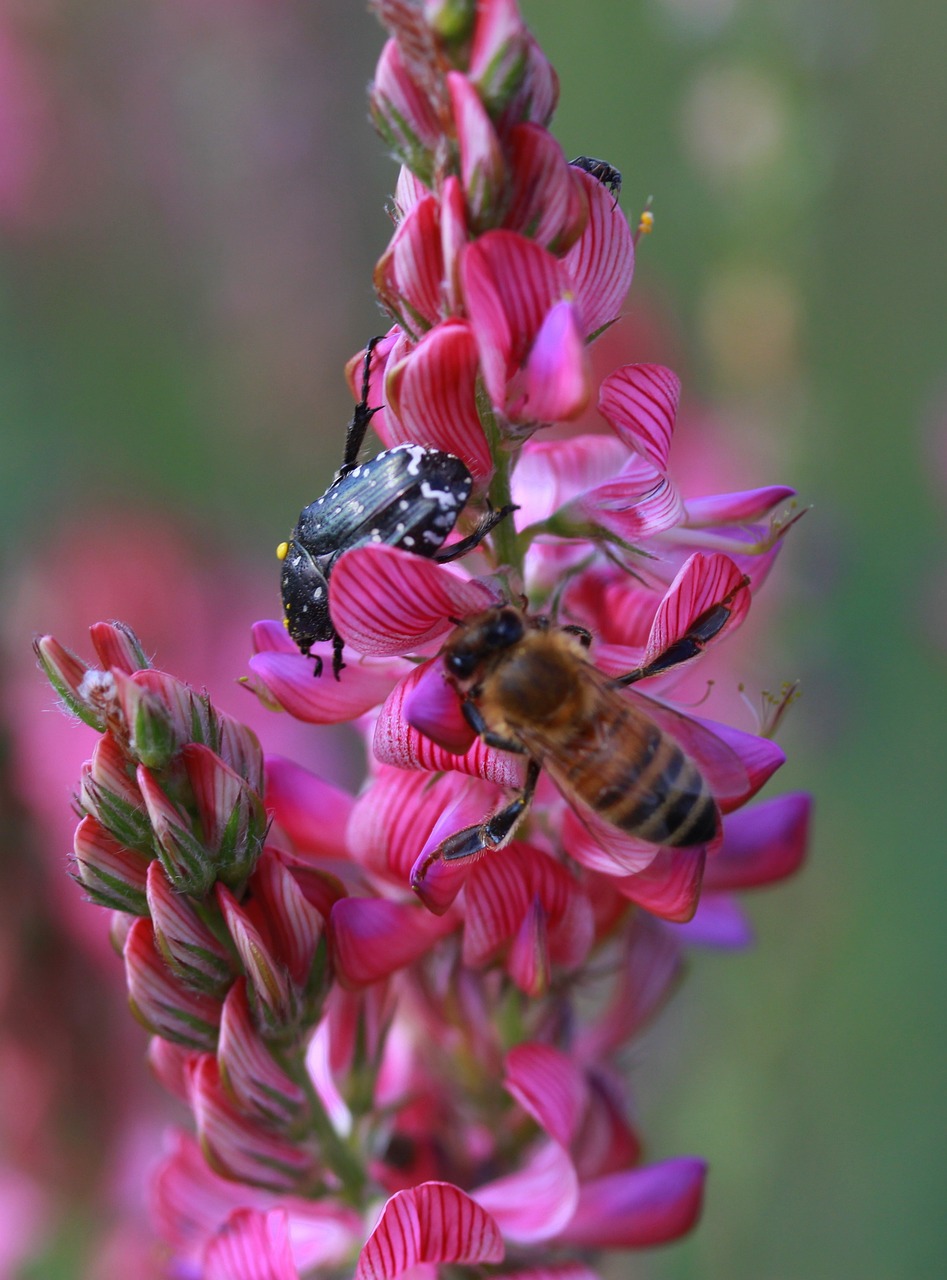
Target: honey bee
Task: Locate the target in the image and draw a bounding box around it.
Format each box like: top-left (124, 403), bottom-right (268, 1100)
top-left (418, 588), bottom-right (748, 873)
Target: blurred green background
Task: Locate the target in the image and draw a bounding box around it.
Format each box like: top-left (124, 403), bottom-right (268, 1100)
top-left (2, 0), bottom-right (945, 1276)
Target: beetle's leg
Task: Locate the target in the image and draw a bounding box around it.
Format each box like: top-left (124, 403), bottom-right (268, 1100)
top-left (434, 503), bottom-right (519, 562)
top-left (330, 630), bottom-right (346, 682)
top-left (309, 652), bottom-right (324, 679)
top-left (439, 759), bottom-right (541, 863)
top-left (338, 335), bottom-right (385, 477)
top-left (611, 576), bottom-right (749, 687)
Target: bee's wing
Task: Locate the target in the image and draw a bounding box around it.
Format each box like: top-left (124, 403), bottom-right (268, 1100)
top-left (620, 686), bottom-right (756, 806)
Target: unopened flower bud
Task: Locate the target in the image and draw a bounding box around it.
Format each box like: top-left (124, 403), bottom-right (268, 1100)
top-left (183, 744), bottom-right (267, 890)
top-left (115, 670), bottom-right (178, 769)
top-left (89, 620), bottom-right (151, 675)
top-left (73, 814), bottom-right (150, 914)
top-left (80, 735), bottom-right (154, 855)
top-left (124, 917), bottom-right (221, 1052)
top-left (33, 634), bottom-right (105, 730)
top-left (138, 765), bottom-right (217, 896)
top-left (146, 862), bottom-right (234, 996)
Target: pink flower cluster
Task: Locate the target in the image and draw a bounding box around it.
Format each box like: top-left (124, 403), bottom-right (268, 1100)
top-left (36, 2), bottom-right (810, 1276)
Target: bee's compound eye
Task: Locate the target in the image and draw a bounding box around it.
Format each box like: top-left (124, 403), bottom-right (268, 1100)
top-left (446, 650), bottom-right (477, 680)
top-left (486, 609), bottom-right (523, 650)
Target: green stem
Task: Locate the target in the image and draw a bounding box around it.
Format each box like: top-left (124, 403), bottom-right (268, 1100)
top-left (478, 386), bottom-right (524, 579)
top-left (286, 1052), bottom-right (367, 1205)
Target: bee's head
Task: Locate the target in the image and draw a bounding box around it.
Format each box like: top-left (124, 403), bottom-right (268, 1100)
top-left (443, 606), bottom-right (525, 682)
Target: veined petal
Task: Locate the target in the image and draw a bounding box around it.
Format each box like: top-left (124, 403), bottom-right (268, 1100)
top-left (374, 193), bottom-right (444, 336)
top-left (576, 460), bottom-right (685, 541)
top-left (263, 756), bottom-right (353, 856)
top-left (393, 164), bottom-right (430, 219)
top-left (204, 1208), bottom-right (299, 1280)
top-left (124, 918), bottom-right (221, 1052)
top-left (507, 896), bottom-right (550, 996)
top-left (218, 981), bottom-right (307, 1128)
top-left (355, 1183), bottom-right (504, 1279)
top-left (704, 792), bottom-right (811, 891)
top-left (560, 171), bottom-right (634, 336)
top-left (468, 0), bottom-right (530, 112)
top-left (72, 813), bottom-right (150, 914)
top-left (330, 898), bottom-right (455, 986)
top-left (610, 846), bottom-right (706, 923)
top-left (512, 435), bottom-right (630, 528)
top-left (447, 72), bottom-right (506, 229)
top-left (474, 1141), bottom-right (578, 1243)
top-left (89, 619), bottom-right (149, 674)
top-left (330, 545), bottom-right (498, 656)
top-left (504, 1043), bottom-right (588, 1148)
top-left (557, 1158), bottom-right (707, 1248)
top-left (247, 650), bottom-right (408, 724)
top-left (684, 484), bottom-right (797, 525)
top-left (598, 364), bottom-right (680, 471)
top-left (504, 123), bottom-right (588, 253)
top-left (386, 321), bottom-right (493, 480)
top-left (251, 849), bottom-right (326, 989)
top-left (516, 300), bottom-right (592, 423)
top-left (369, 38), bottom-right (440, 182)
top-left (641, 552), bottom-right (751, 672)
top-left (461, 231), bottom-right (563, 407)
top-left (146, 861), bottom-right (233, 993)
top-left (440, 176), bottom-right (468, 313)
top-left (505, 34), bottom-right (559, 128)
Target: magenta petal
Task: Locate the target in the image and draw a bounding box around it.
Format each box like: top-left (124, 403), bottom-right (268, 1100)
top-left (504, 123), bottom-right (588, 253)
top-left (355, 1183), bottom-right (504, 1279)
top-left (330, 898), bottom-right (455, 987)
top-left (687, 714), bottom-right (786, 811)
top-left (251, 619), bottom-right (298, 655)
top-left (598, 364), bottom-right (680, 470)
top-left (463, 842), bottom-right (581, 966)
top-left (204, 1208), bottom-right (299, 1280)
top-left (685, 485), bottom-right (797, 525)
top-left (518, 300), bottom-right (592, 422)
top-left (578, 461), bottom-right (685, 541)
top-left (611, 846), bottom-right (706, 923)
top-left (704, 792), bottom-right (811, 891)
top-left (560, 171), bottom-right (634, 336)
top-left (577, 918), bottom-right (683, 1059)
top-left (672, 893), bottom-right (755, 948)
top-left (642, 552), bottom-right (751, 671)
top-left (386, 321), bottom-right (493, 481)
top-left (374, 194), bottom-right (443, 335)
top-left (403, 661), bottom-right (476, 756)
top-left (504, 1043), bottom-right (588, 1148)
top-left (512, 434), bottom-right (630, 527)
top-left (330, 545), bottom-right (498, 656)
top-left (264, 756), bottom-right (353, 856)
top-left (507, 896), bottom-right (551, 995)
top-left (248, 651), bottom-right (406, 724)
top-left (447, 71), bottom-right (506, 228)
top-left (474, 1141), bottom-right (578, 1243)
top-left (557, 1158), bottom-right (707, 1248)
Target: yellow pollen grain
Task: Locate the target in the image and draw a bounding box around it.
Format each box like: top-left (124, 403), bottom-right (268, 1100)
top-left (638, 209), bottom-right (654, 235)
top-left (276, 541), bottom-right (289, 560)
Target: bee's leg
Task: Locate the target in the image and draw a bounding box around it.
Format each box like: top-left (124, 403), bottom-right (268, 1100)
top-left (440, 759), bottom-right (541, 862)
top-left (611, 577), bottom-right (749, 687)
top-left (435, 503), bottom-right (519, 562)
top-left (561, 623), bottom-right (593, 648)
top-left (461, 699), bottom-right (527, 754)
top-left (337, 335), bottom-right (385, 478)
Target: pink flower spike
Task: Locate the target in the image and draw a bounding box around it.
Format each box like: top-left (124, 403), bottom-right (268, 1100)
top-left (560, 170), bottom-right (635, 337)
top-left (403, 660), bottom-right (476, 755)
top-left (598, 364), bottom-right (681, 471)
top-left (247, 649), bottom-right (409, 725)
top-left (355, 1183), bottom-right (504, 1279)
top-left (330, 898), bottom-right (455, 986)
top-left (474, 1140), bottom-right (579, 1243)
top-left (641, 552), bottom-right (751, 674)
top-left (264, 756), bottom-right (353, 857)
top-left (704, 792), bottom-right (812, 891)
top-left (218, 981), bottom-right (307, 1128)
top-left (385, 320), bottom-right (493, 480)
top-left (447, 72), bottom-right (506, 230)
top-left (330, 544), bottom-right (498, 657)
top-left (557, 1158), bottom-right (708, 1248)
top-left (123, 917), bottom-right (221, 1052)
top-left (204, 1208), bottom-right (299, 1280)
top-left (504, 1044), bottom-right (587, 1149)
top-left (611, 846), bottom-right (706, 923)
top-left (517, 300), bottom-right (592, 423)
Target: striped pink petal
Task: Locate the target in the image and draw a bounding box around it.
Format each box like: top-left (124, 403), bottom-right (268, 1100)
top-left (508, 35), bottom-right (559, 127)
top-left (330, 898), bottom-right (455, 986)
top-left (146, 860), bottom-right (233, 993)
top-left (704, 792), bottom-right (811, 891)
top-left (205, 1208), bottom-right (299, 1280)
top-left (330, 545), bottom-right (498, 657)
top-left (642, 552), bottom-right (751, 671)
top-left (370, 37), bottom-right (440, 150)
top-left (461, 231), bottom-right (563, 407)
top-left (440, 175), bottom-right (468, 313)
top-left (355, 1183), bottom-right (504, 1279)
top-left (560, 170), bottom-right (634, 337)
top-left (447, 71), bottom-right (506, 229)
top-left (386, 321), bottom-right (493, 480)
top-left (512, 434), bottom-right (630, 528)
top-left (374, 193), bottom-right (443, 336)
top-left (504, 1043), bottom-right (588, 1148)
top-left (263, 756), bottom-right (353, 856)
top-left (557, 1158), bottom-right (707, 1248)
top-left (218, 981), bottom-right (306, 1128)
top-left (504, 123), bottom-right (588, 253)
top-left (251, 849), bottom-right (325, 987)
top-left (598, 364), bottom-right (681, 471)
top-left (508, 896), bottom-right (551, 995)
top-left (611, 846), bottom-right (707, 922)
top-left (474, 1141), bottom-right (578, 1243)
top-left (393, 164), bottom-right (429, 218)
top-left (576, 458), bottom-right (685, 541)
top-left (247, 651), bottom-right (407, 724)
top-left (124, 917), bottom-right (221, 1051)
top-left (516, 300), bottom-right (592, 422)
top-left (468, 0), bottom-right (530, 108)
top-left (684, 484), bottom-right (796, 525)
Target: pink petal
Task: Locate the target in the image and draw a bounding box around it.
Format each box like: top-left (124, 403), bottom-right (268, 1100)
top-left (517, 300), bottom-right (592, 422)
top-left (263, 756), bottom-right (353, 856)
top-left (330, 898), bottom-right (455, 986)
top-left (123, 917), bottom-right (221, 1051)
top-left (247, 651), bottom-right (407, 724)
top-left (577, 917), bottom-right (683, 1059)
top-left (386, 321), bottom-right (493, 480)
top-left (504, 1043), bottom-right (587, 1148)
top-left (218, 981), bottom-right (306, 1127)
top-left (684, 484), bottom-right (797, 525)
top-left (394, 164), bottom-right (429, 218)
top-left (468, 0), bottom-right (530, 106)
top-left (511, 434), bottom-right (630, 528)
top-left (686, 713), bottom-right (786, 811)
top-left (672, 893), bottom-right (755, 948)
top-left (576, 459), bottom-right (685, 541)
top-left (610, 846), bottom-right (706, 922)
top-left (507, 35), bottom-right (559, 127)
top-left (251, 618), bottom-right (298, 656)
top-left (474, 1141), bottom-right (578, 1243)
top-left (507, 896), bottom-right (550, 996)
top-left (409, 788), bottom-right (507, 913)
top-left (642, 552), bottom-right (751, 671)
top-left (504, 123), bottom-right (588, 253)
top-left (204, 1208), bottom-right (299, 1280)
top-left (374, 194), bottom-right (444, 336)
top-left (439, 176), bottom-right (468, 313)
top-left (704, 792), bottom-right (811, 891)
top-left (251, 849), bottom-right (325, 987)
top-left (561, 805), bottom-right (661, 877)
top-left (447, 71), bottom-right (506, 229)
top-left (370, 38), bottom-right (440, 151)
top-left (462, 231), bottom-right (563, 407)
top-left (402, 660), bottom-right (477, 756)
top-left (598, 364), bottom-right (681, 471)
top-left (560, 170), bottom-right (634, 336)
top-left (355, 1183), bottom-right (504, 1279)
top-left (330, 545), bottom-right (498, 656)
top-left (557, 1158), bottom-right (707, 1248)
